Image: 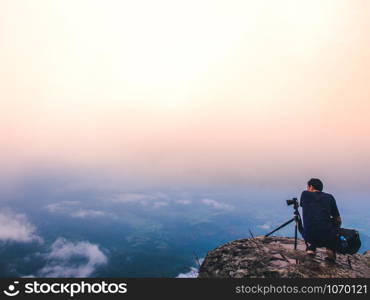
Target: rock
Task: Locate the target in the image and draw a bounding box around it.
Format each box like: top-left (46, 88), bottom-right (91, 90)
top-left (198, 236), bottom-right (370, 278)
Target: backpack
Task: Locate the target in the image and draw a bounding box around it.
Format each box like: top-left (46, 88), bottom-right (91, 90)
top-left (336, 228), bottom-right (361, 255)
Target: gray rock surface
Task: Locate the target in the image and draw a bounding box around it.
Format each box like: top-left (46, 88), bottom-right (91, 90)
top-left (198, 236), bottom-right (370, 278)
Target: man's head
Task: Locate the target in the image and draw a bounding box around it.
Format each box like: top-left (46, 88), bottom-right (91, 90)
top-left (307, 178), bottom-right (323, 192)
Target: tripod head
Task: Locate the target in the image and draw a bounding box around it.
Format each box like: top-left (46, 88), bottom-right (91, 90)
top-left (286, 197), bottom-right (299, 209)
top-left (286, 197), bottom-right (300, 218)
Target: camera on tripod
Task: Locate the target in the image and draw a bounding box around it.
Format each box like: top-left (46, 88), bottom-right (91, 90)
top-left (286, 198), bottom-right (298, 207)
top-left (265, 197), bottom-right (304, 251)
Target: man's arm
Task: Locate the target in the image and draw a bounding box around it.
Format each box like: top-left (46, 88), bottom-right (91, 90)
top-left (330, 196), bottom-right (341, 227)
top-left (299, 191), bottom-right (306, 207)
top-left (335, 216), bottom-right (342, 227)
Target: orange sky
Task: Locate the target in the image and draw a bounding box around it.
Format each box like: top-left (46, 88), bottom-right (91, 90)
top-left (1, 0), bottom-right (370, 189)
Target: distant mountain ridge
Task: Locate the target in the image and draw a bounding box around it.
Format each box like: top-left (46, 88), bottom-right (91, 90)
top-left (198, 236), bottom-right (370, 278)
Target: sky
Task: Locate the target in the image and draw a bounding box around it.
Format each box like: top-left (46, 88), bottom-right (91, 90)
top-left (1, 0), bottom-right (370, 191)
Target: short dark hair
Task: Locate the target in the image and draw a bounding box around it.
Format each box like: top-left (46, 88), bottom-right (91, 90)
top-left (307, 178), bottom-right (323, 192)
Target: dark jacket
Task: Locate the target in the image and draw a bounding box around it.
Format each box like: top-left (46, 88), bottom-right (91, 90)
top-left (300, 191), bottom-right (340, 247)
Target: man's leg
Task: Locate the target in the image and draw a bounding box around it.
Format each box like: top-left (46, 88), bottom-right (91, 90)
top-left (325, 248), bottom-right (336, 262)
top-left (306, 243), bottom-right (316, 256)
top-left (325, 235), bottom-right (338, 262)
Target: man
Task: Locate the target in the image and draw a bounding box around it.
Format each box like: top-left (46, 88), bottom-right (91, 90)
top-left (300, 178), bottom-right (341, 262)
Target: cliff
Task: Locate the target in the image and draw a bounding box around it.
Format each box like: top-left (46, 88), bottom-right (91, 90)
top-left (198, 236), bottom-right (370, 278)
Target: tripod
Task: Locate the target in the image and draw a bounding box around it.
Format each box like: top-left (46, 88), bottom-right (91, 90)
top-left (264, 198), bottom-right (304, 250)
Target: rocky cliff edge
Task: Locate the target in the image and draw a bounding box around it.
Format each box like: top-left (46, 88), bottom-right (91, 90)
top-left (198, 236), bottom-right (370, 278)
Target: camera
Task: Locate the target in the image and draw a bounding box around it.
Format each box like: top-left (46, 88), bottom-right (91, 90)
top-left (286, 198), bottom-right (298, 206)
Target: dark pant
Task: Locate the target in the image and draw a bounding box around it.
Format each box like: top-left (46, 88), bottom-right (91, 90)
top-left (304, 228), bottom-right (338, 251)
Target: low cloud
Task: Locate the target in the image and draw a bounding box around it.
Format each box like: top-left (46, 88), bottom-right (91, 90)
top-left (0, 209), bottom-right (42, 243)
top-left (176, 258), bottom-right (204, 278)
top-left (46, 201), bottom-right (114, 219)
top-left (70, 209), bottom-right (110, 218)
top-left (110, 193), bottom-right (157, 205)
top-left (258, 223), bottom-right (271, 230)
top-left (176, 199), bottom-right (191, 205)
top-left (201, 198), bottom-right (234, 210)
top-left (152, 201), bottom-right (168, 208)
top-left (109, 192), bottom-right (169, 208)
top-left (38, 238), bottom-right (108, 277)
top-left (46, 201), bottom-right (80, 213)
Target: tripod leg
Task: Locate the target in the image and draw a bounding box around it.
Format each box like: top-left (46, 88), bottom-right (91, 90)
top-left (347, 256), bottom-right (352, 269)
top-left (294, 221), bottom-right (299, 264)
top-left (265, 218), bottom-right (295, 237)
top-left (294, 221), bottom-right (298, 250)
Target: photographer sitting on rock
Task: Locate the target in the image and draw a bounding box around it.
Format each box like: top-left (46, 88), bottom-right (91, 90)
top-left (300, 178), bottom-right (342, 262)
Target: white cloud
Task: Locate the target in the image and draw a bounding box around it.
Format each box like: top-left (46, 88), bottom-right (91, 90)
top-left (176, 199), bottom-right (191, 205)
top-left (0, 209), bottom-right (42, 243)
top-left (46, 201), bottom-right (114, 219)
top-left (109, 192), bottom-right (169, 208)
top-left (152, 201), bottom-right (168, 208)
top-left (38, 238), bottom-right (107, 277)
top-left (110, 193), bottom-right (155, 205)
top-left (46, 201), bottom-right (80, 213)
top-left (201, 198), bottom-right (234, 210)
top-left (176, 267), bottom-right (199, 278)
top-left (258, 223), bottom-right (271, 230)
top-left (176, 258), bottom-right (204, 278)
top-left (70, 209), bottom-right (112, 218)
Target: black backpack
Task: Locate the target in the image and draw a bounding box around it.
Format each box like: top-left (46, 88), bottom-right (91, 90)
top-left (336, 228), bottom-right (361, 255)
